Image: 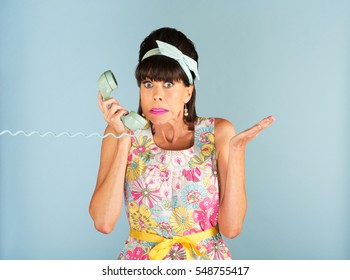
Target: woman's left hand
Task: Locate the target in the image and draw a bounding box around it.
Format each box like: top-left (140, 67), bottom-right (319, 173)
top-left (230, 116), bottom-right (275, 150)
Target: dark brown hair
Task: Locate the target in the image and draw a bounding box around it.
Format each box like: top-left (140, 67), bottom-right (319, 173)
top-left (135, 27), bottom-right (199, 124)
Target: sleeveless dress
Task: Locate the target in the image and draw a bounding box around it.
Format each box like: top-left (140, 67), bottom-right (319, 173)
top-left (118, 117), bottom-right (232, 260)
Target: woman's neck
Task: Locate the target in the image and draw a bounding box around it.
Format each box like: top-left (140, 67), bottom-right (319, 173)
top-left (152, 120), bottom-right (194, 150)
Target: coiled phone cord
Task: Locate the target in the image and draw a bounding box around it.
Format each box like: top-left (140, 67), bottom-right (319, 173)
top-left (0, 130), bottom-right (135, 139)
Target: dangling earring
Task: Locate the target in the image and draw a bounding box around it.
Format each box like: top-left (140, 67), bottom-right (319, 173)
top-left (184, 103), bottom-right (189, 117)
top-left (142, 113), bottom-right (145, 117)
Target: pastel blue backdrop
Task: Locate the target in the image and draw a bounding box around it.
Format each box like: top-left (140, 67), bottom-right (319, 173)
top-left (0, 0), bottom-right (349, 259)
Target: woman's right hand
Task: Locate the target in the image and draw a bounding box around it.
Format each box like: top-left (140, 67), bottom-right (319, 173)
top-left (98, 91), bottom-right (130, 135)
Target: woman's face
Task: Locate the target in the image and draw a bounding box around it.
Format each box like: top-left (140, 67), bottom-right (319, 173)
top-left (140, 79), bottom-right (193, 126)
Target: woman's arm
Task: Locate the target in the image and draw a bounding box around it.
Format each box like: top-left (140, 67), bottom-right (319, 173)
top-left (89, 92), bottom-right (132, 234)
top-left (216, 116), bottom-right (275, 238)
top-left (89, 125), bottom-right (131, 234)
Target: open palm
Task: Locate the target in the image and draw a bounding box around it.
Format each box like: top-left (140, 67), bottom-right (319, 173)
top-left (230, 116), bottom-right (275, 148)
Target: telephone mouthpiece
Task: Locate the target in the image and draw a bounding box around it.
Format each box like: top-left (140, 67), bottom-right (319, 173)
top-left (97, 70), bottom-right (118, 100)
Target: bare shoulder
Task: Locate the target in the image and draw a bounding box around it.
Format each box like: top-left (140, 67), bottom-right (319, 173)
top-left (214, 118), bottom-right (236, 158)
top-left (214, 118), bottom-right (236, 140)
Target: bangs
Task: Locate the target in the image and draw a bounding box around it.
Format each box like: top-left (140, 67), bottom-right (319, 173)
top-left (135, 56), bottom-right (190, 86)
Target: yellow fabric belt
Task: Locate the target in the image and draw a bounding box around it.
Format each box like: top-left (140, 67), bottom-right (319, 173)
top-left (129, 226), bottom-right (219, 260)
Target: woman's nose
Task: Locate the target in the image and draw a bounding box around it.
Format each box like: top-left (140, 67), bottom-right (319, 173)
top-left (152, 87), bottom-right (163, 101)
top-left (153, 95), bottom-right (163, 101)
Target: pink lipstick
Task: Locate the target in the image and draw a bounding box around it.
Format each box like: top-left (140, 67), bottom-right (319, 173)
top-left (149, 108), bottom-right (169, 115)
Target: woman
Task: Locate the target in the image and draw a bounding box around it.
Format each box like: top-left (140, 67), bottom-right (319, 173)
top-left (89, 27), bottom-right (275, 260)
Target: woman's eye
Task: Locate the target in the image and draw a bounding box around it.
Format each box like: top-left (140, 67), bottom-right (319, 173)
top-left (164, 82), bottom-right (173, 88)
top-left (143, 81), bottom-right (153, 88)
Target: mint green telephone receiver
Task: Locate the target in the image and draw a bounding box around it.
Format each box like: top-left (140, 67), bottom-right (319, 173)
top-left (97, 70), bottom-right (147, 131)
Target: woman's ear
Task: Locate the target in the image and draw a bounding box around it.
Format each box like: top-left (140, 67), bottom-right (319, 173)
top-left (185, 84), bottom-right (194, 102)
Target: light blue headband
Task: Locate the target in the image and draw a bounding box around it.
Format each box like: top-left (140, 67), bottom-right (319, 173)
top-left (141, 40), bottom-right (200, 84)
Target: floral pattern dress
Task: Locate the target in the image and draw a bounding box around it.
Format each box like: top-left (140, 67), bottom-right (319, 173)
top-left (118, 117), bottom-right (232, 260)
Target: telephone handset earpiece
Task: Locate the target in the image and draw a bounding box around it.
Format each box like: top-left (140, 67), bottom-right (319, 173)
top-left (98, 70), bottom-right (147, 131)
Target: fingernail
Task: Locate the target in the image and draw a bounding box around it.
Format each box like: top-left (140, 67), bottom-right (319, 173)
top-left (269, 116), bottom-right (276, 122)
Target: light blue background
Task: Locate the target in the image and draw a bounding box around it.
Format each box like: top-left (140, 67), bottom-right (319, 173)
top-left (0, 0), bottom-right (349, 260)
